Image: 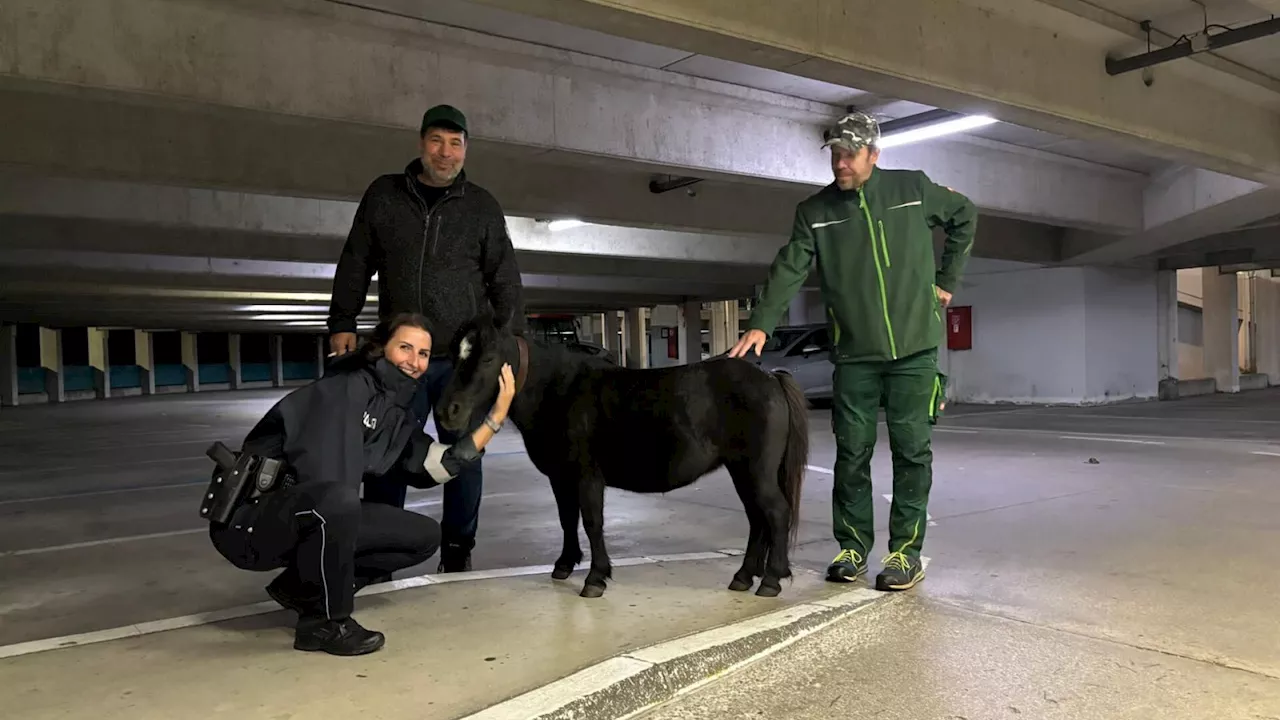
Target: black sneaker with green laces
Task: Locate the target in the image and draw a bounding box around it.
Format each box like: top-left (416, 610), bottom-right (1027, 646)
top-left (826, 548), bottom-right (867, 583)
top-left (876, 552), bottom-right (925, 591)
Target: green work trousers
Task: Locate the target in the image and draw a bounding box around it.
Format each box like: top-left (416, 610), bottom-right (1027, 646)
top-left (831, 347), bottom-right (943, 559)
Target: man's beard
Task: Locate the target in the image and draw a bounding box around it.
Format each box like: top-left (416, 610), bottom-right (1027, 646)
top-left (424, 164), bottom-right (459, 185)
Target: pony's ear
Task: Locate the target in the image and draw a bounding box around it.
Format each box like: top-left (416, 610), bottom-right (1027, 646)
top-left (473, 305), bottom-right (496, 328)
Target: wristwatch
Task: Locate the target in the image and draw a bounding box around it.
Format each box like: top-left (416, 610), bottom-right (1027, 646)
top-left (484, 414), bottom-right (503, 433)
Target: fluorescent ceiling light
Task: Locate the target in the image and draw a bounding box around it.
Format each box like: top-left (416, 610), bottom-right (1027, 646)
top-left (240, 297), bottom-right (376, 311)
top-left (252, 314), bottom-right (330, 321)
top-left (279, 319), bottom-right (375, 330)
top-left (878, 115), bottom-right (998, 148)
top-left (242, 305), bottom-right (329, 313)
top-left (548, 219), bottom-right (587, 232)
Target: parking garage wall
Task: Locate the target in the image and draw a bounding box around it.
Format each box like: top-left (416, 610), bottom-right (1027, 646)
top-left (940, 258), bottom-right (1159, 405)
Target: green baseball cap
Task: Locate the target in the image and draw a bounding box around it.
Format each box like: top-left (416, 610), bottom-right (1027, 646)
top-left (822, 111), bottom-right (880, 151)
top-left (421, 104), bottom-right (468, 135)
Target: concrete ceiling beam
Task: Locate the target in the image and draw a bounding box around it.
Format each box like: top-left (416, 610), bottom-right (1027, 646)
top-left (1061, 167), bottom-right (1280, 265)
top-left (0, 0), bottom-right (1148, 232)
top-left (456, 0), bottom-right (1280, 184)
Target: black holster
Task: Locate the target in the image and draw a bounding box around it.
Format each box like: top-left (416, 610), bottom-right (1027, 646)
top-left (199, 441), bottom-right (294, 525)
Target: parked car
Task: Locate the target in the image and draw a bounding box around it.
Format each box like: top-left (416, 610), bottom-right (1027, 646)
top-left (526, 314), bottom-right (619, 365)
top-left (750, 323), bottom-right (833, 405)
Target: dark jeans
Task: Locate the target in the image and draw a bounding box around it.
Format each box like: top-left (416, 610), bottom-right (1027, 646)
top-left (362, 358), bottom-right (484, 552)
top-left (210, 483), bottom-right (440, 620)
top-left (831, 347), bottom-right (940, 559)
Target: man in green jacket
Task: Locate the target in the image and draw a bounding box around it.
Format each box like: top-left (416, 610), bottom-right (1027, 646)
top-left (729, 111), bottom-right (977, 591)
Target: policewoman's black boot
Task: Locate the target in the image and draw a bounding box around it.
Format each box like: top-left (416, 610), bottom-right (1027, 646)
top-left (294, 615), bottom-right (385, 656)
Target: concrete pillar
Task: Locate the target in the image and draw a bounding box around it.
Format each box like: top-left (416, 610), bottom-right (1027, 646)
top-left (87, 326), bottom-right (110, 400)
top-left (270, 334), bottom-right (284, 387)
top-left (1202, 267), bottom-right (1240, 393)
top-left (315, 335), bottom-right (326, 378)
top-left (709, 301), bottom-right (739, 356)
top-left (0, 325), bottom-right (17, 407)
top-left (677, 301), bottom-right (703, 364)
top-left (228, 334), bottom-right (243, 390)
top-left (181, 331), bottom-right (200, 393)
top-left (39, 327), bottom-right (64, 403)
top-left (1240, 275), bottom-right (1255, 372)
top-left (603, 311), bottom-right (622, 358)
top-left (1156, 269), bottom-right (1179, 397)
top-left (625, 308), bottom-right (648, 369)
top-left (582, 314), bottom-right (604, 346)
top-left (1256, 276), bottom-right (1280, 385)
top-left (135, 330), bottom-right (155, 395)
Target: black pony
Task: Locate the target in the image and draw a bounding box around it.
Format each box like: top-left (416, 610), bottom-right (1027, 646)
top-left (437, 312), bottom-right (811, 598)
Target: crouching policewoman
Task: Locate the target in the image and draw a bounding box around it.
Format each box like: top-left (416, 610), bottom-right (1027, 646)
top-left (199, 312), bottom-right (515, 656)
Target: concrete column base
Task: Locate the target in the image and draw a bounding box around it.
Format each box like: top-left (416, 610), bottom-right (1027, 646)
top-left (89, 327), bottom-right (110, 400)
top-left (0, 324), bottom-right (17, 407)
top-left (228, 334), bottom-right (243, 390)
top-left (270, 335), bottom-right (284, 387)
top-left (625, 308), bottom-right (648, 369)
top-left (135, 330), bottom-right (156, 396)
top-left (40, 327), bottom-right (64, 404)
top-left (678, 301), bottom-right (702, 365)
top-left (603, 311), bottom-right (622, 365)
top-left (180, 331), bottom-right (199, 393)
top-left (1201, 268), bottom-right (1240, 394)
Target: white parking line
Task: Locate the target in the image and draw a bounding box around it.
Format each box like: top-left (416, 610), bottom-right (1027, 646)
top-left (882, 493), bottom-right (936, 526)
top-left (805, 465), bottom-right (834, 475)
top-left (0, 529), bottom-right (207, 558)
top-left (0, 455), bottom-right (207, 478)
top-left (1058, 435), bottom-right (1166, 445)
top-left (0, 550), bottom-right (750, 660)
top-left (1, 492), bottom-right (528, 557)
top-left (1252, 451), bottom-right (1280, 458)
top-left (0, 480), bottom-right (207, 506)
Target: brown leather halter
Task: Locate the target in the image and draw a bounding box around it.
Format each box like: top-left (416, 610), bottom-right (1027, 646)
top-left (514, 335), bottom-right (530, 395)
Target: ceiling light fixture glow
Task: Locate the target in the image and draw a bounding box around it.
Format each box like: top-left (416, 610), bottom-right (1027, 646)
top-left (251, 314), bottom-right (330, 321)
top-left (548, 219), bottom-right (587, 232)
top-left (877, 115), bottom-right (998, 149)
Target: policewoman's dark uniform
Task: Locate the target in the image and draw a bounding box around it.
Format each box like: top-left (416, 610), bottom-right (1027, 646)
top-left (207, 351), bottom-right (484, 655)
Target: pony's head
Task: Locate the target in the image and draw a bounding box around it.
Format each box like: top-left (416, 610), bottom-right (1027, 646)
top-left (437, 310), bottom-right (517, 433)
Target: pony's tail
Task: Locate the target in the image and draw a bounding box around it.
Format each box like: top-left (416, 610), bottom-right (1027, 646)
top-left (772, 370), bottom-right (809, 548)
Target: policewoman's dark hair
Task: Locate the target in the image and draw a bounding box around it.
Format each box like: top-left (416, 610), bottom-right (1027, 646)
top-left (327, 312), bottom-right (433, 375)
top-left (362, 312), bottom-right (433, 360)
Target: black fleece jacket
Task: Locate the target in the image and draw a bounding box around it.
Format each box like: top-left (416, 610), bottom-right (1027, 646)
top-left (327, 159), bottom-right (525, 346)
top-left (239, 353), bottom-right (483, 496)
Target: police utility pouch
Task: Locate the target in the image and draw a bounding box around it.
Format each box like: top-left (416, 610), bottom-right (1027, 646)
top-left (199, 441), bottom-right (288, 524)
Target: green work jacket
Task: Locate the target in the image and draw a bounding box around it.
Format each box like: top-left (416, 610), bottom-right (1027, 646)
top-left (748, 166), bottom-right (977, 363)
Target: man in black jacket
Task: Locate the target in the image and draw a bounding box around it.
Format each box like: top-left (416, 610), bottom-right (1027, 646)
top-left (327, 104), bottom-right (525, 573)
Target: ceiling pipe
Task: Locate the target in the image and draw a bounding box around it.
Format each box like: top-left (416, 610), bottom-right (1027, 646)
top-left (1106, 16), bottom-right (1280, 76)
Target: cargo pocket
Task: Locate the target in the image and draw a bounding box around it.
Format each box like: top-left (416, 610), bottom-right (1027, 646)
top-left (929, 372), bottom-right (948, 425)
top-left (209, 504), bottom-right (262, 570)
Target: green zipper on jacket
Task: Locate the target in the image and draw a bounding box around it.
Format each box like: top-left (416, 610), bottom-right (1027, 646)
top-left (859, 193), bottom-right (898, 359)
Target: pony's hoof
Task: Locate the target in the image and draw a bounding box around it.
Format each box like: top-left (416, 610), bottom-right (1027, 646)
top-left (551, 566), bottom-right (573, 580)
top-left (728, 577), bottom-right (753, 592)
top-left (580, 584), bottom-right (606, 599)
top-left (755, 582), bottom-right (782, 598)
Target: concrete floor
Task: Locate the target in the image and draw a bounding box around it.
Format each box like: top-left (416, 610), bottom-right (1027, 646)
top-left (1, 387), bottom-right (1279, 717)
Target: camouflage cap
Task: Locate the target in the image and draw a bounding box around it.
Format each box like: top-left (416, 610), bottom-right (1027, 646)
top-left (822, 111), bottom-right (880, 152)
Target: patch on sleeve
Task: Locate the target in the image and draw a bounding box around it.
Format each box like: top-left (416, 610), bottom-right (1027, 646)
top-left (424, 442), bottom-right (455, 483)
